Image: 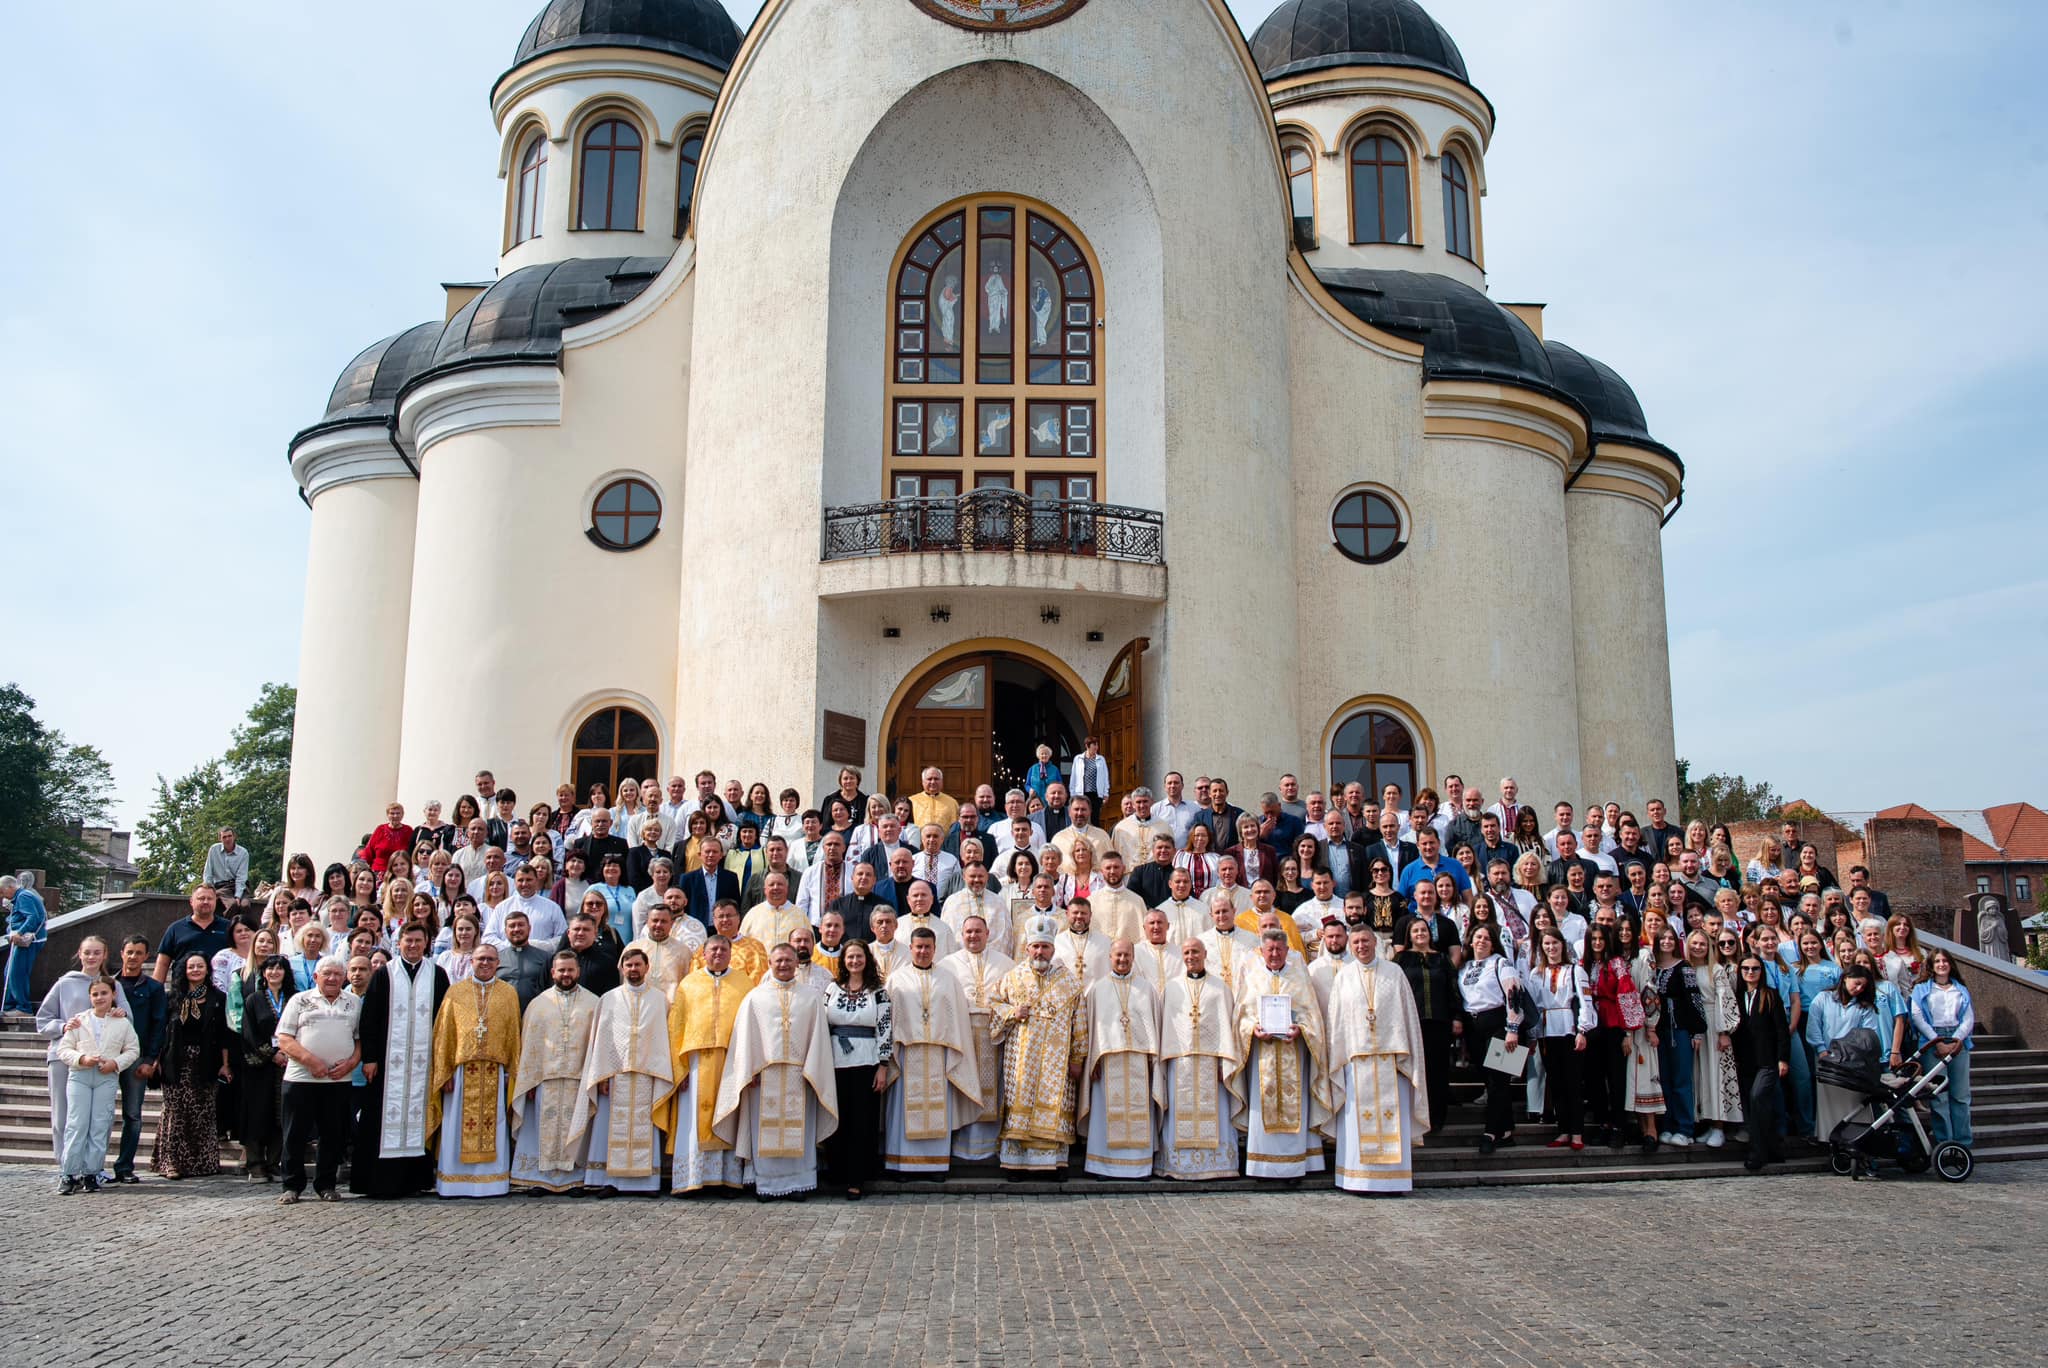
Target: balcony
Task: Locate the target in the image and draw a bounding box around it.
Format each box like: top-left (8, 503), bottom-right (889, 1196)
top-left (817, 490), bottom-right (1167, 603)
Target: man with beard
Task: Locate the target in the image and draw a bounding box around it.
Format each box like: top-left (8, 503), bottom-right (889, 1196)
top-left (509, 949), bottom-right (600, 1192)
top-left (350, 923), bottom-right (449, 1198)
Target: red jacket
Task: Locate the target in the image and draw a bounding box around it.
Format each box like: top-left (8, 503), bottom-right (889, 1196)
top-left (365, 822), bottom-right (415, 874)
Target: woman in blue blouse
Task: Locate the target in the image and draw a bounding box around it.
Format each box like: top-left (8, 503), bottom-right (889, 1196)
top-left (1778, 929), bottom-right (1837, 1140)
top-left (1909, 949), bottom-right (1974, 1148)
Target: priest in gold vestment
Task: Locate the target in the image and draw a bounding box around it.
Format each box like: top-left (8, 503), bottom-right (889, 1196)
top-left (509, 949), bottom-right (600, 1192)
top-left (428, 944), bottom-right (523, 1198)
top-left (691, 901), bottom-right (770, 981)
top-left (737, 873), bottom-right (809, 950)
top-left (1326, 925), bottom-right (1428, 1194)
top-left (664, 936), bottom-right (754, 1193)
top-left (939, 913), bottom-right (1013, 1161)
top-left (626, 904), bottom-right (696, 1000)
top-left (1154, 939), bottom-right (1244, 1180)
top-left (1077, 940), bottom-right (1160, 1177)
top-left (713, 944), bottom-right (839, 1198)
top-left (1234, 929), bottom-right (1334, 1180)
top-left (580, 948), bottom-right (677, 1193)
top-left (988, 914), bottom-right (1089, 1174)
top-left (882, 928), bottom-right (981, 1174)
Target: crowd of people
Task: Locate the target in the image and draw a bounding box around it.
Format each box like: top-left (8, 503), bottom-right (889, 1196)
top-left (20, 762), bottom-right (1977, 1201)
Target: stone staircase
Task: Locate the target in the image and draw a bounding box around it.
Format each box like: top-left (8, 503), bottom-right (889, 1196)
top-left (0, 1014), bottom-right (241, 1169)
top-left (4, 1011), bottom-right (2041, 1187)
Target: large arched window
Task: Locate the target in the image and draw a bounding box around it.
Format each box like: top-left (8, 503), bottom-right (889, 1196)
top-left (1442, 150), bottom-right (1474, 261)
top-left (674, 130), bottom-right (703, 237)
top-left (577, 118), bottom-right (642, 231)
top-left (1285, 143), bottom-right (1316, 249)
top-left (571, 705), bottom-right (659, 799)
top-left (885, 196), bottom-right (1103, 502)
top-left (1349, 134), bottom-right (1411, 245)
top-left (1329, 708), bottom-right (1418, 804)
top-left (512, 133), bottom-right (547, 246)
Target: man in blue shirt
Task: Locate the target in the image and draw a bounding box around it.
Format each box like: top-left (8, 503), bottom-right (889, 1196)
top-left (3, 872), bottom-right (48, 1013)
top-left (112, 935), bottom-right (167, 1183)
top-left (1395, 828), bottom-right (1473, 902)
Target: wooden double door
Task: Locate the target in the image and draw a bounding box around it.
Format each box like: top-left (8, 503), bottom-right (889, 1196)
top-left (889, 639), bottom-right (1147, 813)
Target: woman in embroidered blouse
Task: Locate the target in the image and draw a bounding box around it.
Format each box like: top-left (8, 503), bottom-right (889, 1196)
top-left (437, 913), bottom-right (483, 984)
top-left (154, 952), bottom-right (230, 1180)
top-left (819, 939), bottom-right (893, 1200)
top-left (1174, 823), bottom-right (1219, 900)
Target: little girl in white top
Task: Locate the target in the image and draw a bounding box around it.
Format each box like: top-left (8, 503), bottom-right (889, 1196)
top-left (56, 977), bottom-right (140, 1193)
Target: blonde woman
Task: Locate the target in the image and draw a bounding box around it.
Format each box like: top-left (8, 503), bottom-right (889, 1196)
top-left (379, 876), bottom-right (415, 931)
top-left (846, 795), bottom-right (894, 865)
top-left (1685, 928), bottom-right (1741, 1147)
top-left (437, 913), bottom-right (483, 984)
top-left (289, 923), bottom-right (332, 990)
top-left (1746, 835), bottom-right (1784, 887)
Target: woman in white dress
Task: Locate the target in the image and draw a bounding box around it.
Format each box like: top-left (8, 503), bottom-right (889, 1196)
top-left (1685, 928), bottom-right (1741, 1147)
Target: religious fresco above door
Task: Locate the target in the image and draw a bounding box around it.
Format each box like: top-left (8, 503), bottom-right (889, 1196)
top-left (908, 0), bottom-right (1092, 32)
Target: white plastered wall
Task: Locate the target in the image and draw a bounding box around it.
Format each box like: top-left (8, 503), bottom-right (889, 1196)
top-left (391, 275), bottom-right (695, 811)
top-left (681, 0), bottom-right (1299, 799)
top-left (1566, 483), bottom-right (1677, 812)
top-left (284, 470), bottom-right (418, 863)
top-left (1286, 289), bottom-right (1582, 808)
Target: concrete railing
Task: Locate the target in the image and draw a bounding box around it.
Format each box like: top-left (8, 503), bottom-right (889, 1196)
top-left (25, 892), bottom-right (195, 999)
top-left (1920, 931), bottom-right (2048, 1049)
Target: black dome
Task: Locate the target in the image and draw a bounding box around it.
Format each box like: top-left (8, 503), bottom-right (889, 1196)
top-left (1251, 0), bottom-right (1469, 84)
top-left (1314, 267), bottom-right (1573, 408)
top-left (425, 256), bottom-right (670, 376)
top-left (513, 0), bottom-right (743, 71)
top-left (1544, 341), bottom-right (1678, 463)
top-left (291, 320), bottom-right (445, 448)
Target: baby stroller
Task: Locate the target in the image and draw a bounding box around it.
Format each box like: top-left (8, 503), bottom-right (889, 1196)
top-left (1818, 1027), bottom-right (1973, 1182)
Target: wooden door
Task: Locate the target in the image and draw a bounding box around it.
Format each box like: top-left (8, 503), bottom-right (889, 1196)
top-left (1093, 638), bottom-right (1148, 819)
top-left (892, 656), bottom-right (995, 802)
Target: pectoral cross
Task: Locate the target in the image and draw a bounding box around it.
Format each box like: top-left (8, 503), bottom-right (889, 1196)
top-left (473, 981), bottom-right (489, 1042)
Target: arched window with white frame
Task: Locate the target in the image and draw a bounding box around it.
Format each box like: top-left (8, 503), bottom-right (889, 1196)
top-left (1442, 150), bottom-right (1474, 261)
top-left (512, 133), bottom-right (547, 246)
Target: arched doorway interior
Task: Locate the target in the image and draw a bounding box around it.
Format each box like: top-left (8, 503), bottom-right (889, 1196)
top-left (571, 705), bottom-right (660, 799)
top-left (889, 652), bottom-right (1088, 804)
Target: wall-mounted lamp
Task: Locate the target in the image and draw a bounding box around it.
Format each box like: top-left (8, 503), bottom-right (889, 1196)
top-left (1040, 606), bottom-right (1061, 625)
top-left (929, 606), bottom-right (951, 624)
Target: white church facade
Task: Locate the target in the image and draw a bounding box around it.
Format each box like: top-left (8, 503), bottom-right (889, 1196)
top-left (283, 0), bottom-right (1685, 862)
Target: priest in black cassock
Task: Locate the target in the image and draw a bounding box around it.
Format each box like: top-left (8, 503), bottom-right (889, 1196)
top-left (350, 923), bottom-right (450, 1199)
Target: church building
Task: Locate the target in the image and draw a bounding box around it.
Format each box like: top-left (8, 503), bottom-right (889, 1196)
top-left (283, 0), bottom-right (1685, 861)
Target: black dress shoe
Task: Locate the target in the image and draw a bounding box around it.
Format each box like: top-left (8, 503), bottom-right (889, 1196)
top-left (1477, 1135), bottom-right (1496, 1155)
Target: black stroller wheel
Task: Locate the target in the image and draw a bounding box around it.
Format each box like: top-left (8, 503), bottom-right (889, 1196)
top-left (1897, 1147), bottom-right (1930, 1175)
top-left (1934, 1143), bottom-right (1974, 1183)
top-left (1829, 1147), bottom-right (1855, 1176)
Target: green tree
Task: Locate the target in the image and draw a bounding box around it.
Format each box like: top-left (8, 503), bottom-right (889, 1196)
top-left (1674, 757), bottom-right (1783, 828)
top-left (0, 683), bottom-right (117, 906)
top-left (135, 684), bottom-right (295, 890)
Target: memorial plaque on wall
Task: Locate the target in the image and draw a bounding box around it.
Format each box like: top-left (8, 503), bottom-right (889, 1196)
top-left (823, 711), bottom-right (867, 768)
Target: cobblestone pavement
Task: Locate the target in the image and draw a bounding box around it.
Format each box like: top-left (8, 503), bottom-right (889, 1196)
top-left (3, 1163), bottom-right (2041, 1367)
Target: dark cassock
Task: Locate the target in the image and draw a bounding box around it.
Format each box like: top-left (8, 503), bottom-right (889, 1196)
top-left (350, 951), bottom-right (451, 1198)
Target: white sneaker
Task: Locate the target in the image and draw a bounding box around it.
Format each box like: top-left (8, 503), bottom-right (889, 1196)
top-left (1704, 1128), bottom-right (1725, 1148)
top-left (1669, 1133), bottom-right (1692, 1148)
top-left (1657, 1132), bottom-right (1674, 1145)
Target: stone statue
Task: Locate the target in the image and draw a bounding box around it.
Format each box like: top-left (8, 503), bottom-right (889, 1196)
top-left (1977, 894), bottom-right (2011, 963)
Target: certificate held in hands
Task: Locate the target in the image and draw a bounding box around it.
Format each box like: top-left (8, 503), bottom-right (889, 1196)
top-left (1258, 994), bottom-right (1295, 1037)
top-left (1483, 1036), bottom-right (1531, 1078)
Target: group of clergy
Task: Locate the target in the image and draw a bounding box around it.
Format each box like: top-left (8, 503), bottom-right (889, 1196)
top-left (340, 875), bottom-right (1430, 1198)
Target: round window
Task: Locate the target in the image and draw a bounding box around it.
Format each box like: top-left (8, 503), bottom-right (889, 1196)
top-left (1332, 489), bottom-right (1405, 564)
top-left (588, 477), bottom-right (662, 551)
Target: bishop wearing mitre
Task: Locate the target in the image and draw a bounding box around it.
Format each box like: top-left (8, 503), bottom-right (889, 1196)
top-left (580, 948), bottom-right (676, 1193)
top-left (1326, 924), bottom-right (1428, 1194)
top-left (1076, 940), bottom-right (1160, 1178)
top-left (882, 927), bottom-right (982, 1176)
top-left (988, 914), bottom-right (1089, 1175)
top-left (510, 949), bottom-right (600, 1192)
top-left (1234, 928), bottom-right (1334, 1181)
top-left (665, 935), bottom-right (753, 1194)
top-left (427, 943), bottom-right (523, 1199)
top-left (1154, 939), bottom-right (1244, 1180)
top-left (939, 913), bottom-right (1013, 1162)
top-left (713, 943), bottom-right (839, 1198)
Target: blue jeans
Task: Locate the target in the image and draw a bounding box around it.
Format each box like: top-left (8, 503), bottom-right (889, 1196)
top-left (115, 1068), bottom-right (148, 1176)
top-left (1785, 1034), bottom-right (1817, 1137)
top-left (62, 1068), bottom-right (118, 1179)
top-left (1659, 1026), bottom-right (1696, 1137)
top-left (1923, 1045), bottom-right (1972, 1147)
top-left (3, 941), bottom-right (40, 1013)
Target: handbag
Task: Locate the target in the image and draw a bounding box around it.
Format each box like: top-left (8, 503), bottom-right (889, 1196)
top-left (1614, 965), bottom-right (1646, 1030)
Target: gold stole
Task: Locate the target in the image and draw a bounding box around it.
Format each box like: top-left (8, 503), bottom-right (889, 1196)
top-left (756, 985), bottom-right (807, 1158)
top-left (1255, 971), bottom-right (1303, 1135)
top-left (1174, 987), bottom-right (1219, 1148)
top-left (963, 956), bottom-right (1000, 1123)
top-left (1350, 964), bottom-right (1401, 1165)
top-left (444, 980), bottom-right (516, 1164)
top-left (460, 1059), bottom-right (503, 1163)
top-left (901, 971), bottom-right (948, 1140)
top-left (1101, 977), bottom-right (1147, 1149)
top-left (606, 986), bottom-right (658, 1177)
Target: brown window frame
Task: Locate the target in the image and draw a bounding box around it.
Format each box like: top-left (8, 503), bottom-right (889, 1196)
top-left (577, 117), bottom-right (643, 233)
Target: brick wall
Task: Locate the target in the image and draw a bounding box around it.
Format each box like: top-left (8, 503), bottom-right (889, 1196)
top-left (1864, 818), bottom-right (1957, 918)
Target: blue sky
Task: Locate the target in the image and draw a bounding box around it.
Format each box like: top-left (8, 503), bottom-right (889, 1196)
top-left (5, 0), bottom-right (2043, 835)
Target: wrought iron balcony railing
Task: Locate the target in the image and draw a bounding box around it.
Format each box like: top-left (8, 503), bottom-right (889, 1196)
top-left (821, 489), bottom-right (1164, 565)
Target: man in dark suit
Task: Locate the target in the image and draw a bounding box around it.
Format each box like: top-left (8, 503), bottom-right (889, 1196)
top-left (1442, 792), bottom-right (1489, 862)
top-left (1193, 779), bottom-right (1247, 854)
top-left (874, 847), bottom-right (921, 914)
top-left (858, 816), bottom-right (917, 879)
top-left (683, 835), bottom-right (741, 928)
top-left (1730, 952), bottom-right (1790, 1171)
top-left (1127, 833), bottom-right (1178, 908)
top-left (1040, 782), bottom-right (1072, 841)
top-left (1360, 810), bottom-right (1416, 883)
top-left (828, 861), bottom-right (888, 943)
top-left (1845, 867), bottom-right (1891, 920)
top-left (1471, 813), bottom-right (1519, 883)
top-left (1319, 812), bottom-right (1368, 898)
top-left (1545, 831), bottom-right (1602, 899)
top-left (568, 807), bottom-right (629, 878)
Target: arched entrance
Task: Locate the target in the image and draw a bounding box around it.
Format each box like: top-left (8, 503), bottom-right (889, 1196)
top-left (887, 651), bottom-right (1090, 803)
top-left (570, 705), bottom-right (660, 798)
